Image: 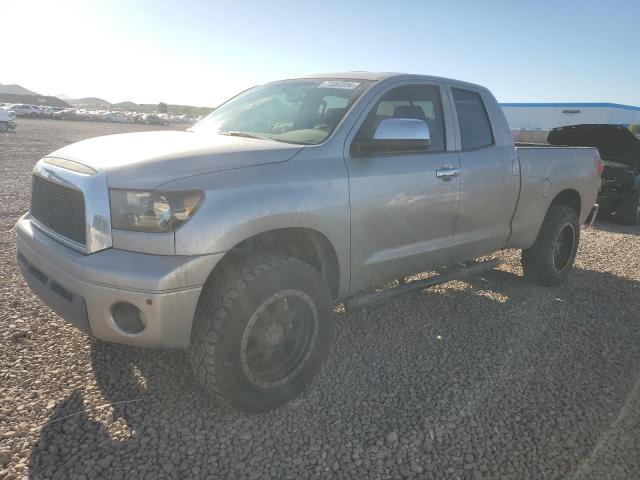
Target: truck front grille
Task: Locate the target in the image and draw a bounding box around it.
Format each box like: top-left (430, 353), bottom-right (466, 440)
top-left (31, 174), bottom-right (86, 246)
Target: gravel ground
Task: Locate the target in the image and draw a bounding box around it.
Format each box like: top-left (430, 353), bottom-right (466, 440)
top-left (1, 119), bottom-right (640, 480)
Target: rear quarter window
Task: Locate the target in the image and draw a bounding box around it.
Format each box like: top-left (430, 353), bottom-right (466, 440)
top-left (452, 88), bottom-right (494, 150)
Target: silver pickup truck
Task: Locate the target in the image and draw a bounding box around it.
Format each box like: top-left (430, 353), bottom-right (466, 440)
top-left (16, 72), bottom-right (601, 412)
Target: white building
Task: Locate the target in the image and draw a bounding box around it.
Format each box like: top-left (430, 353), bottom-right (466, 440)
top-left (500, 103), bottom-right (640, 130)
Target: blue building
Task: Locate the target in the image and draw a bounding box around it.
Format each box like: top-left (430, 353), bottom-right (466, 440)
top-left (500, 103), bottom-right (640, 130)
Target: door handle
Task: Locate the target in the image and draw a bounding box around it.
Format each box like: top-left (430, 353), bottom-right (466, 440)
top-left (436, 167), bottom-right (461, 180)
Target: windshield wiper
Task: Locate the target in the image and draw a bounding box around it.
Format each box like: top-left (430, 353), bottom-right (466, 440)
top-left (219, 131), bottom-right (271, 141)
top-left (219, 130), bottom-right (311, 146)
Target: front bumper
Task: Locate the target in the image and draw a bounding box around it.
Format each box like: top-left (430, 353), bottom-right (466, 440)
top-left (16, 214), bottom-right (223, 348)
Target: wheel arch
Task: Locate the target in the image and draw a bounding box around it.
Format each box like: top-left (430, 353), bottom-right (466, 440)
top-left (550, 188), bottom-right (581, 218)
top-left (203, 227), bottom-right (341, 301)
top-left (507, 187), bottom-right (583, 250)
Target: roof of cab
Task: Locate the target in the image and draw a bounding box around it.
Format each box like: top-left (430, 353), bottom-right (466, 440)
top-left (296, 71), bottom-right (398, 81)
top-left (294, 71), bottom-right (488, 90)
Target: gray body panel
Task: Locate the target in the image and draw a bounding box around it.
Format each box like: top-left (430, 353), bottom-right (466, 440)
top-left (16, 215), bottom-right (222, 348)
top-left (48, 130), bottom-right (304, 189)
top-left (507, 146), bottom-right (600, 247)
top-left (449, 84), bottom-right (521, 260)
top-left (166, 141), bottom-right (353, 298)
top-left (16, 72), bottom-right (601, 347)
top-left (346, 146), bottom-right (461, 292)
top-left (343, 79), bottom-right (462, 292)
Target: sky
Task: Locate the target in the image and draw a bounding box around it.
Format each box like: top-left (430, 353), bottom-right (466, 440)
top-left (2, 0), bottom-right (639, 107)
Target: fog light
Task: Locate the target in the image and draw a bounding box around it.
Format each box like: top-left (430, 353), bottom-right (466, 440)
top-left (111, 302), bottom-right (146, 334)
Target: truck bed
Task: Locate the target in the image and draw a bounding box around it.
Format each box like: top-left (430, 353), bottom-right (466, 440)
top-left (507, 145), bottom-right (600, 248)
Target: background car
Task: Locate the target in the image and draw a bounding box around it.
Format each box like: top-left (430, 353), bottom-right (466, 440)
top-left (101, 111), bottom-right (133, 123)
top-left (2, 104), bottom-right (42, 118)
top-left (51, 108), bottom-right (79, 120)
top-left (40, 106), bottom-right (66, 118)
top-left (141, 113), bottom-right (169, 125)
top-left (548, 124), bottom-right (640, 225)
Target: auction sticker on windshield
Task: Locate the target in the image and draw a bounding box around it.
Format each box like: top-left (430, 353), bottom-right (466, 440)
top-left (317, 81), bottom-right (361, 89)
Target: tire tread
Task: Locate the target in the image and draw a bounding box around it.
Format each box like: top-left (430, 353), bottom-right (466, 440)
top-left (521, 205), bottom-right (579, 286)
top-left (189, 254), bottom-right (330, 412)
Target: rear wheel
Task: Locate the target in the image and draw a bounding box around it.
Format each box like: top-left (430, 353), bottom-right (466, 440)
top-left (521, 205), bottom-right (580, 286)
top-left (189, 254), bottom-right (333, 413)
top-left (615, 191), bottom-right (640, 225)
top-left (0, 122), bottom-right (8, 133)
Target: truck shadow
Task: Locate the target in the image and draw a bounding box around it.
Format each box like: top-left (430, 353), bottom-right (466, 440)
top-left (591, 218), bottom-right (640, 235)
top-left (28, 266), bottom-right (640, 479)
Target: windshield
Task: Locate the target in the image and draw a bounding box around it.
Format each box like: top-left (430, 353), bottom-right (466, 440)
top-left (191, 79), bottom-right (372, 145)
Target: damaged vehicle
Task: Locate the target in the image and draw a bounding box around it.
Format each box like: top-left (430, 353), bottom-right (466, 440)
top-left (548, 124), bottom-right (640, 225)
top-left (16, 73), bottom-right (601, 412)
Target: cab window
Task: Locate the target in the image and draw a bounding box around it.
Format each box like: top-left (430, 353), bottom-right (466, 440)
top-left (357, 85), bottom-right (446, 152)
top-left (452, 88), bottom-right (494, 150)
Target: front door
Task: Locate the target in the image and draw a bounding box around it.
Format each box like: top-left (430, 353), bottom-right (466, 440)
top-left (345, 84), bottom-right (461, 293)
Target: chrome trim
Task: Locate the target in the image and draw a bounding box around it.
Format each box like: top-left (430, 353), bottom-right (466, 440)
top-left (43, 157), bottom-right (97, 175)
top-left (374, 118), bottom-right (431, 142)
top-left (436, 167), bottom-right (461, 178)
top-left (33, 160), bottom-right (112, 254)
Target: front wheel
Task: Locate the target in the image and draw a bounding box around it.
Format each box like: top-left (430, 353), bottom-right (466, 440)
top-left (521, 205), bottom-right (580, 286)
top-left (0, 122), bottom-right (8, 133)
top-left (189, 254), bottom-right (333, 413)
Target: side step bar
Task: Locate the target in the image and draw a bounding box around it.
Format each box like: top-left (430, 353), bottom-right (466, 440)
top-left (345, 258), bottom-right (500, 311)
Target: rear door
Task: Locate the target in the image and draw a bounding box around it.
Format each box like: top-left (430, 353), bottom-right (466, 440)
top-left (450, 87), bottom-right (519, 259)
top-left (345, 82), bottom-right (462, 293)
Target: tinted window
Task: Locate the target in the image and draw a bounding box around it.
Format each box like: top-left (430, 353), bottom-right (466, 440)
top-left (452, 88), bottom-right (493, 150)
top-left (358, 85), bottom-right (446, 152)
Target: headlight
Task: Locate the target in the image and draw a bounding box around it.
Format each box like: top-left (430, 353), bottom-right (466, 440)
top-left (109, 189), bottom-right (204, 232)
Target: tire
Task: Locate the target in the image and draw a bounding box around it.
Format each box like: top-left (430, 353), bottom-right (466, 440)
top-left (0, 122), bottom-right (8, 133)
top-left (189, 254), bottom-right (333, 413)
top-left (521, 205), bottom-right (580, 286)
top-left (615, 191), bottom-right (640, 225)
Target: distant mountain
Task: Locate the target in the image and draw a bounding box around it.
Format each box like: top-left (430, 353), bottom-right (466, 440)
top-left (0, 93), bottom-right (69, 108)
top-left (0, 83), bottom-right (69, 107)
top-left (112, 101), bottom-right (138, 109)
top-left (0, 83), bottom-right (40, 96)
top-left (137, 103), bottom-right (214, 115)
top-left (112, 101), bottom-right (213, 115)
top-left (68, 97), bottom-right (112, 107)
top-left (0, 82), bottom-right (213, 113)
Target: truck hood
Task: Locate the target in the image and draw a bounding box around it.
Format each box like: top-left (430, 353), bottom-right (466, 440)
top-left (48, 130), bottom-right (304, 188)
top-left (547, 124), bottom-right (640, 172)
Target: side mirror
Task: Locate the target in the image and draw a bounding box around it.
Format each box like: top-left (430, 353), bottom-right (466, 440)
top-left (356, 118), bottom-right (431, 155)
